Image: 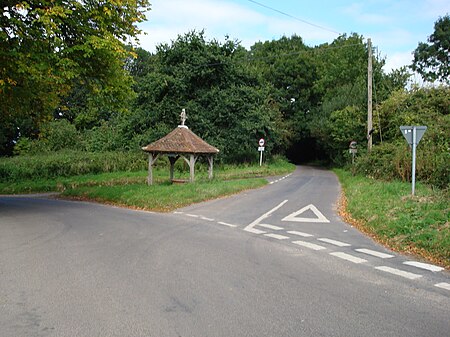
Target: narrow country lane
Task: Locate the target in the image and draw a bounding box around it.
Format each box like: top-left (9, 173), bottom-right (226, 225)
top-left (0, 166), bottom-right (449, 337)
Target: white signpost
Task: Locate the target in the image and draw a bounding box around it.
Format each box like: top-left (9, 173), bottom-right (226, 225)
top-left (400, 126), bottom-right (427, 196)
top-left (258, 138), bottom-right (265, 166)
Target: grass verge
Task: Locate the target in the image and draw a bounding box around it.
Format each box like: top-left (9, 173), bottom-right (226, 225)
top-left (1, 159), bottom-right (295, 212)
top-left (334, 168), bottom-right (449, 269)
top-left (61, 178), bottom-right (267, 212)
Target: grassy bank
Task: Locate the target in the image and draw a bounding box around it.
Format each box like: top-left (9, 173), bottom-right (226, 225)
top-left (335, 169), bottom-right (449, 269)
top-left (61, 178), bottom-right (267, 212)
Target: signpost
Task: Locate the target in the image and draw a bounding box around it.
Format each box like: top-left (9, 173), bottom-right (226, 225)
top-left (258, 138), bottom-right (265, 166)
top-left (400, 126), bottom-right (427, 196)
top-left (349, 141), bottom-right (357, 164)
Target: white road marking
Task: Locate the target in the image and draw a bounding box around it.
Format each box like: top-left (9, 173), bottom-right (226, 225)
top-left (282, 204), bottom-right (330, 223)
top-left (318, 238), bottom-right (351, 247)
top-left (264, 233), bottom-right (290, 240)
top-left (435, 283), bottom-right (450, 291)
top-left (292, 240), bottom-right (326, 251)
top-left (173, 211), bottom-right (184, 214)
top-left (330, 252), bottom-right (367, 264)
top-left (244, 227), bottom-right (266, 234)
top-left (200, 216), bottom-right (215, 222)
top-left (244, 200), bottom-right (288, 233)
top-left (268, 174), bottom-right (291, 185)
top-left (402, 261), bottom-right (444, 272)
top-left (375, 266), bottom-right (422, 280)
top-left (355, 248), bottom-right (394, 259)
top-left (258, 223), bottom-right (284, 230)
top-left (287, 231), bottom-right (314, 237)
top-left (185, 214), bottom-right (199, 218)
top-left (217, 222), bottom-right (237, 228)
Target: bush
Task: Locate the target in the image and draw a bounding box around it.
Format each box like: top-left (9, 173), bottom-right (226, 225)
top-left (0, 151), bottom-right (147, 182)
top-left (354, 140), bottom-right (449, 189)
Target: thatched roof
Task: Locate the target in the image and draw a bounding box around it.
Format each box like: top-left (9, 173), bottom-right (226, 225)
top-left (142, 126), bottom-right (219, 155)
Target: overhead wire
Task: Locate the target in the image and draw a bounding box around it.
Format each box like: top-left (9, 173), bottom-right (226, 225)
top-left (246, 0), bottom-right (342, 35)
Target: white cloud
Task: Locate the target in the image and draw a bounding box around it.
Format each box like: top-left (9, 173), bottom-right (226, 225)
top-left (341, 2), bottom-right (392, 25)
top-left (138, 0), bottom-right (265, 51)
top-left (383, 51), bottom-right (413, 72)
top-left (137, 0), bottom-right (338, 52)
top-left (422, 0), bottom-right (450, 19)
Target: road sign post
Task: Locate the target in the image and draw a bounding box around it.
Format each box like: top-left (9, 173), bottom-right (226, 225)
top-left (400, 126), bottom-right (427, 196)
top-left (258, 138), bottom-right (265, 166)
top-left (349, 141), bottom-right (357, 164)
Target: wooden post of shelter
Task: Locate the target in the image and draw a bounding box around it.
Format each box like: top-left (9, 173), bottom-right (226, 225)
top-left (147, 153), bottom-right (159, 186)
top-left (207, 156), bottom-right (214, 180)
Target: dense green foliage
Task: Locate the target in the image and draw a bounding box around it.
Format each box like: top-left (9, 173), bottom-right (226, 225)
top-left (412, 15), bottom-right (450, 84)
top-left (0, 0), bottom-right (151, 154)
top-left (353, 87), bottom-right (449, 188)
top-left (129, 31), bottom-right (285, 162)
top-left (0, 151), bottom-right (146, 182)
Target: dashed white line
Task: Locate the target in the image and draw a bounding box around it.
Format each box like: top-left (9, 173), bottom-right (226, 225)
top-left (200, 216), bottom-right (215, 222)
top-left (264, 233), bottom-right (290, 240)
top-left (375, 266), bottom-right (422, 280)
top-left (174, 211), bottom-right (184, 214)
top-left (185, 214), bottom-right (199, 218)
top-left (435, 283), bottom-right (450, 291)
top-left (258, 223), bottom-right (284, 230)
top-left (318, 238), bottom-right (351, 247)
top-left (330, 252), bottom-right (367, 264)
top-left (217, 221), bottom-right (237, 228)
top-left (355, 248), bottom-right (394, 259)
top-left (269, 174), bottom-right (291, 185)
top-left (403, 261), bottom-right (444, 272)
top-left (287, 231), bottom-right (314, 237)
top-left (292, 240), bottom-right (326, 251)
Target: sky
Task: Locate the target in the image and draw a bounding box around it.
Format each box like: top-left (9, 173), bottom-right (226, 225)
top-left (137, 0), bottom-right (450, 72)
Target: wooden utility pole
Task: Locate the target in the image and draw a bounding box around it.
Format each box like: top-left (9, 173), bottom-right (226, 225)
top-left (367, 38), bottom-right (373, 152)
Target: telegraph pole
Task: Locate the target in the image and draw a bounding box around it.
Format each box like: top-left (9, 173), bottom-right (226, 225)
top-left (367, 38), bottom-right (373, 152)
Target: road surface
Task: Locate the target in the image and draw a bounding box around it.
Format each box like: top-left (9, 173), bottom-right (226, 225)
top-left (1, 166), bottom-right (449, 336)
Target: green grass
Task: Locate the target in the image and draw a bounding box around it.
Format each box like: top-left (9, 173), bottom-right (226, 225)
top-left (61, 178), bottom-right (268, 212)
top-left (0, 171), bottom-right (149, 194)
top-left (0, 158), bottom-right (293, 213)
top-left (334, 169), bottom-right (449, 268)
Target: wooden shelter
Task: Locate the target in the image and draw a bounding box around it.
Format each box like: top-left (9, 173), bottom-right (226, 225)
top-left (141, 110), bottom-right (219, 185)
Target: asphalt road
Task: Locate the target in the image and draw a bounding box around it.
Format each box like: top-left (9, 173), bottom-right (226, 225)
top-left (0, 166), bottom-right (449, 337)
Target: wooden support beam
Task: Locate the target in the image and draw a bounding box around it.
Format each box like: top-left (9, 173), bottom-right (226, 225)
top-left (147, 153), bottom-right (159, 186)
top-left (189, 154), bottom-right (198, 183)
top-left (207, 156), bottom-right (214, 180)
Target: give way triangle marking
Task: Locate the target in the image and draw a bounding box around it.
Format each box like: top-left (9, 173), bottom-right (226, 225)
top-left (281, 204), bottom-right (330, 223)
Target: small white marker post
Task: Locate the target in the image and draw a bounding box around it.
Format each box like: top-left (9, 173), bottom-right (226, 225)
top-left (400, 126), bottom-right (427, 196)
top-left (258, 138), bottom-right (265, 166)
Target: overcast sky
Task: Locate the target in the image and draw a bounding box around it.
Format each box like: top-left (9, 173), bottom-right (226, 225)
top-left (137, 0), bottom-right (450, 72)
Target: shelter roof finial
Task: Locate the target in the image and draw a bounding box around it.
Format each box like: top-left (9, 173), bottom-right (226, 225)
top-left (180, 108), bottom-right (187, 126)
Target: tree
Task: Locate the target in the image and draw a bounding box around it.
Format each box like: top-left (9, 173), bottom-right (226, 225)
top-left (131, 31), bottom-right (284, 162)
top-left (249, 36), bottom-right (319, 148)
top-left (0, 0), bottom-right (151, 155)
top-left (411, 15), bottom-right (450, 84)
